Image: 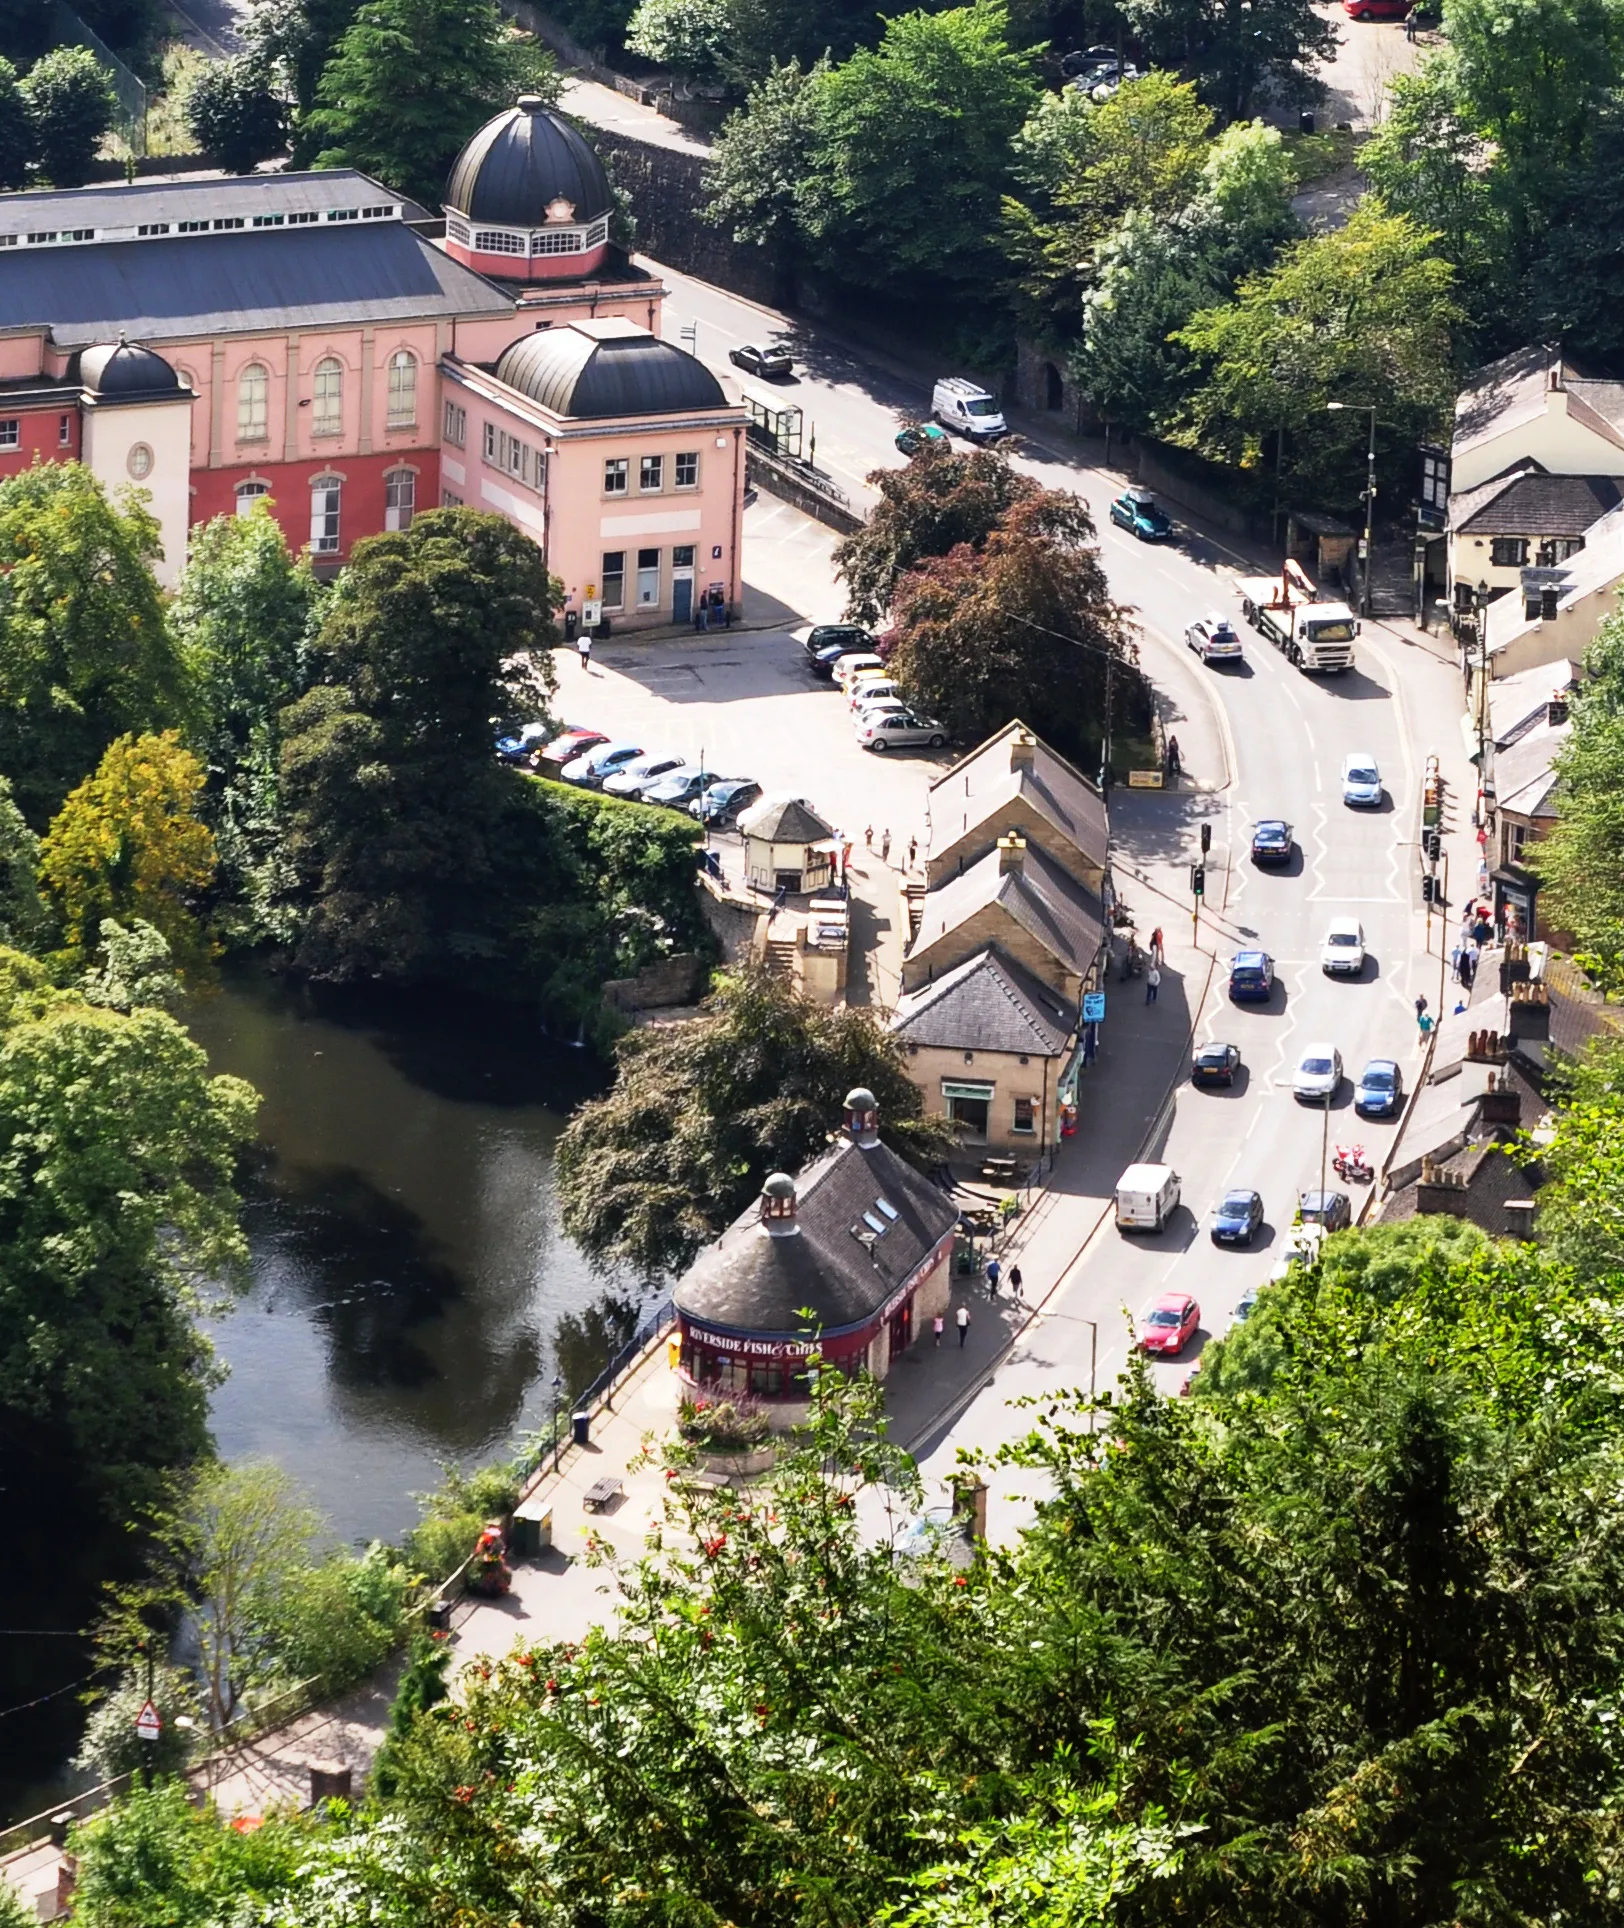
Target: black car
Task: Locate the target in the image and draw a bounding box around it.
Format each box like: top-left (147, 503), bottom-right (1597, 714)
top-left (1211, 1189), bottom-right (1264, 1245)
top-left (729, 342), bottom-right (793, 379)
top-left (1354, 1058), bottom-right (1404, 1118)
top-left (804, 624), bottom-right (874, 661)
top-left (1251, 818), bottom-right (1292, 864)
top-left (1298, 1189), bottom-right (1352, 1232)
top-left (1191, 1041), bottom-right (1241, 1088)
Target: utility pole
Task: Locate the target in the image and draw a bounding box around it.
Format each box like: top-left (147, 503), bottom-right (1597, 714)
top-left (1191, 820), bottom-right (1210, 941)
top-left (1326, 402), bottom-right (1378, 616)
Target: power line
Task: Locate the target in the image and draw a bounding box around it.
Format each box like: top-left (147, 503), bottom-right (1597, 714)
top-left (0, 1669), bottom-right (107, 1721)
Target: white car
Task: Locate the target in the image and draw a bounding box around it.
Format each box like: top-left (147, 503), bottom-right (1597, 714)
top-left (1320, 917), bottom-right (1366, 977)
top-left (853, 697), bottom-right (908, 729)
top-left (1341, 752), bottom-right (1383, 807)
top-left (1293, 1042), bottom-right (1343, 1105)
top-left (858, 711), bottom-right (948, 751)
top-left (1185, 614), bottom-right (1243, 663)
top-left (832, 653), bottom-right (886, 692)
top-left (848, 675), bottom-right (900, 709)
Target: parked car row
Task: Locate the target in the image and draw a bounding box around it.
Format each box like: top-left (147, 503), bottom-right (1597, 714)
top-left (801, 625), bottom-right (950, 753)
top-left (514, 724), bottom-right (763, 823)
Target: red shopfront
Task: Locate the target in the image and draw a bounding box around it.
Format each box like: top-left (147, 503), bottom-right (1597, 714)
top-left (678, 1320), bottom-right (874, 1399)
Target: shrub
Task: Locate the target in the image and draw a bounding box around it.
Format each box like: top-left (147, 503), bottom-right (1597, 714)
top-left (679, 1395), bottom-right (770, 1450)
top-left (404, 1459), bottom-right (521, 1583)
top-left (262, 1543), bottom-right (415, 1695)
top-left (73, 1665), bottom-right (199, 1782)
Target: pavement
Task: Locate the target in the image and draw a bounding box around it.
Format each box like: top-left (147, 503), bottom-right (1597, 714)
top-left (559, 77), bottom-right (712, 156)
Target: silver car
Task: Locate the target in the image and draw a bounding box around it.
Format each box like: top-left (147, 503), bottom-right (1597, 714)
top-left (1293, 1042), bottom-right (1344, 1105)
top-left (857, 711), bottom-right (947, 752)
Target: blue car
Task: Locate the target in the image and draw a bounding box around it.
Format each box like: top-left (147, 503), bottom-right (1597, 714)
top-left (1355, 1058), bottom-right (1404, 1118)
top-left (640, 766), bottom-right (713, 808)
top-left (689, 778), bottom-right (762, 825)
top-left (1211, 1189), bottom-right (1264, 1246)
top-left (1109, 487), bottom-right (1173, 541)
top-left (495, 722), bottom-right (548, 763)
top-left (1228, 950), bottom-right (1275, 1002)
top-left (560, 739), bottom-right (644, 787)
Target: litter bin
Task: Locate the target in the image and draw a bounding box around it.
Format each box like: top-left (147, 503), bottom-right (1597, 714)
top-left (564, 608), bottom-right (579, 642)
top-left (572, 1409), bottom-right (590, 1447)
top-left (1299, 109), bottom-right (1315, 134)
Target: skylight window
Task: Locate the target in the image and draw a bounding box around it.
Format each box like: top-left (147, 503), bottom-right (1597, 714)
top-left (875, 1198), bottom-right (899, 1220)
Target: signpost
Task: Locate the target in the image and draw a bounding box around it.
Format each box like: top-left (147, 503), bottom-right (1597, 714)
top-left (135, 1698), bottom-right (162, 1743)
top-left (1127, 768), bottom-right (1163, 788)
top-left (1083, 991), bottom-right (1105, 1023)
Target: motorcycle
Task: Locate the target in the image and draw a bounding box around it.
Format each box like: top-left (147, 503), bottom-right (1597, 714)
top-left (1332, 1143), bottom-right (1373, 1185)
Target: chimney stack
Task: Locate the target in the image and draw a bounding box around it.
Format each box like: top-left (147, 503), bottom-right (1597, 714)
top-left (1548, 692), bottom-right (1569, 724)
top-left (760, 1171), bottom-right (799, 1233)
top-left (1541, 588), bottom-right (1559, 621)
top-left (843, 1086), bottom-right (880, 1147)
top-left (1009, 729), bottom-right (1037, 773)
top-left (998, 832), bottom-right (1026, 876)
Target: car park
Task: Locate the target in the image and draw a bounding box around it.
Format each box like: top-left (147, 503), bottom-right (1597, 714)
top-left (832, 653), bottom-right (887, 692)
top-left (858, 711), bottom-right (948, 751)
top-left (1320, 917), bottom-right (1367, 977)
top-left (1250, 818), bottom-right (1293, 864)
top-left (561, 739), bottom-right (644, 786)
top-left (1108, 487), bottom-right (1172, 540)
top-left (1191, 1041), bottom-right (1241, 1088)
top-left (1341, 752), bottom-right (1383, 807)
top-left (1185, 615), bottom-right (1243, 663)
top-left (1228, 950), bottom-right (1275, 1002)
top-left (849, 675), bottom-right (901, 709)
top-left (640, 766), bottom-right (714, 809)
top-left (1355, 1058), bottom-right (1404, 1118)
top-left (602, 751), bottom-right (688, 798)
top-left (689, 778), bottom-right (762, 825)
top-left (1138, 1291), bottom-right (1200, 1355)
top-left (1293, 1043), bottom-right (1343, 1104)
top-left (542, 726), bottom-right (608, 764)
top-left (1298, 1189), bottom-right (1352, 1232)
top-left (895, 422), bottom-right (951, 457)
top-left (495, 722), bottom-right (549, 763)
top-left (1211, 1189), bottom-right (1264, 1246)
top-left (728, 342), bottom-right (793, 379)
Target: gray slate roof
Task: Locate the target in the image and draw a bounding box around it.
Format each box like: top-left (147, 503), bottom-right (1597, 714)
top-left (910, 838), bottom-right (1105, 983)
top-left (930, 721), bottom-right (1108, 871)
top-left (738, 793), bottom-right (835, 842)
top-left (0, 171), bottom-right (418, 244)
top-left (445, 102), bottom-right (612, 225)
top-left (891, 945), bottom-right (1077, 1057)
top-left (0, 221), bottom-right (513, 347)
top-left (1453, 462), bottom-right (1620, 535)
top-left (494, 319), bottom-right (725, 419)
top-left (674, 1135), bottom-right (958, 1338)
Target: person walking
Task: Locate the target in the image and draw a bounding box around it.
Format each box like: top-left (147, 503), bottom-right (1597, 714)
top-left (1008, 1263), bottom-right (1023, 1301)
top-left (1165, 734), bottom-right (1181, 779)
top-left (932, 1312), bottom-right (944, 1348)
top-left (985, 1255), bottom-right (1001, 1297)
top-left (577, 632), bottom-right (593, 672)
top-left (864, 825), bottom-right (874, 851)
top-left (1145, 963), bottom-right (1161, 1004)
top-left (956, 1303), bottom-right (970, 1347)
top-left (1450, 939), bottom-right (1464, 984)
top-left (908, 836), bottom-right (918, 871)
top-left (1150, 926), bottom-right (1164, 963)
top-left (1414, 994), bottom-right (1428, 1024)
top-left (1461, 947), bottom-right (1477, 992)
top-left (881, 828), bottom-right (892, 865)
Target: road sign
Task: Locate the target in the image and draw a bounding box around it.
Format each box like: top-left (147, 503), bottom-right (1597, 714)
top-left (1127, 768), bottom-right (1163, 788)
top-left (135, 1698), bottom-right (162, 1742)
top-left (1083, 991), bottom-right (1105, 1023)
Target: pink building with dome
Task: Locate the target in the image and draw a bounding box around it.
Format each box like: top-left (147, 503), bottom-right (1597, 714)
top-left (0, 97), bottom-right (746, 626)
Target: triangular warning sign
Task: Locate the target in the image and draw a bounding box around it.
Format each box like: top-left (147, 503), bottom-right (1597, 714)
top-left (135, 1698), bottom-right (162, 1740)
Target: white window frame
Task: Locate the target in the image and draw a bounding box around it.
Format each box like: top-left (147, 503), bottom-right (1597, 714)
top-left (312, 357), bottom-right (343, 436)
top-left (384, 467), bottom-right (415, 532)
top-left (603, 457), bottom-right (628, 496)
top-left (639, 454), bottom-right (663, 494)
top-left (310, 475), bottom-right (341, 554)
top-left (443, 399), bottom-right (466, 447)
top-left (387, 350), bottom-right (417, 428)
top-left (235, 479), bottom-right (270, 517)
top-left (675, 450), bottom-right (699, 489)
top-left (0, 420), bottom-right (18, 449)
top-left (237, 362), bottom-right (269, 442)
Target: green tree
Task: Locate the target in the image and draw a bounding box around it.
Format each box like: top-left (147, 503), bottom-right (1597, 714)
top-left (799, 4), bottom-right (1039, 298)
top-left (280, 508), bottom-right (557, 982)
top-left (79, 917), bottom-right (184, 1013)
top-left (21, 45), bottom-right (116, 187)
top-left (74, 1663), bottom-right (199, 1782)
top-left (0, 55), bottom-right (32, 189)
top-left (1174, 199), bottom-right (1461, 515)
top-left (39, 732), bottom-right (218, 975)
top-left (1119, 0), bottom-right (1337, 118)
top-left (306, 0), bottom-right (555, 207)
top-left (558, 966), bottom-right (955, 1276)
top-left (0, 462), bottom-right (187, 825)
top-left (702, 58), bottom-right (826, 298)
top-left (626, 0), bottom-right (734, 79)
top-left (0, 773), bottom-right (44, 949)
top-left (185, 54), bottom-right (290, 172)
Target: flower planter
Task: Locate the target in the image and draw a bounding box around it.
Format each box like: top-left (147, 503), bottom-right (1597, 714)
top-left (692, 1441), bottom-right (776, 1478)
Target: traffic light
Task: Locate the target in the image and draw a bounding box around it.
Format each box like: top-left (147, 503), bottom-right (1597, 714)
top-left (1191, 863), bottom-right (1206, 897)
top-left (1421, 874), bottom-right (1434, 902)
top-left (1200, 821), bottom-right (1212, 855)
top-left (1424, 829), bottom-right (1442, 862)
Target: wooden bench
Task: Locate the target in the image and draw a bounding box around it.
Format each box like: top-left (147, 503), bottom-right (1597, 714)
top-left (582, 1475), bottom-right (625, 1513)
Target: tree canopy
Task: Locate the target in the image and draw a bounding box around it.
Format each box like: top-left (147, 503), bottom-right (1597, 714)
top-left (20, 45), bottom-right (116, 187)
top-left (185, 54), bottom-right (291, 173)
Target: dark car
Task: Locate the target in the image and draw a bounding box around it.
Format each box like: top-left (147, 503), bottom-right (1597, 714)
top-left (1355, 1058), bottom-right (1404, 1118)
top-left (729, 342), bottom-right (793, 379)
top-left (805, 623), bottom-right (874, 658)
top-left (895, 422), bottom-right (951, 458)
top-left (1298, 1189), bottom-right (1352, 1232)
top-left (689, 778), bottom-right (762, 825)
top-left (1191, 1041), bottom-right (1241, 1088)
top-left (1211, 1189), bottom-right (1264, 1246)
top-left (1060, 43), bottom-right (1117, 75)
top-left (1108, 487), bottom-right (1173, 541)
top-left (1228, 949), bottom-right (1275, 1002)
top-left (494, 722), bottom-right (548, 763)
top-left (640, 766), bottom-right (713, 808)
top-left (1250, 818), bottom-right (1293, 864)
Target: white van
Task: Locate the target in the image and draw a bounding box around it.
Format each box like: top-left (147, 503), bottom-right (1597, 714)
top-left (932, 377), bottom-right (1008, 443)
top-left (1114, 1161), bottom-right (1181, 1232)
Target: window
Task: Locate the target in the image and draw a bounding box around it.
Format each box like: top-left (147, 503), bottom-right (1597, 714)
top-left (287, 210), bottom-right (318, 226)
top-left (1491, 537), bottom-right (1529, 567)
top-left (443, 399), bottom-right (466, 447)
top-left (603, 457), bottom-right (628, 495)
top-left (675, 450), bottom-right (698, 488)
top-left (447, 217), bottom-right (470, 244)
top-left (473, 228), bottom-right (526, 254)
top-left (387, 350), bottom-right (417, 427)
top-left (639, 454), bottom-right (663, 493)
top-left (237, 363), bottom-right (269, 442)
top-left (442, 488), bottom-right (463, 508)
top-left (385, 468), bottom-right (415, 532)
top-left (362, 204), bottom-right (394, 219)
top-left (327, 207), bottom-right (358, 222)
top-left (637, 547), bottom-right (661, 607)
top-left (1537, 536), bottom-right (1585, 565)
top-left (1505, 821), bottom-right (1530, 865)
top-left (178, 220), bottom-right (208, 233)
top-left (235, 480), bottom-right (269, 516)
top-left (212, 217), bottom-right (245, 231)
top-left (310, 477), bottom-right (341, 554)
top-left (482, 424), bottom-right (543, 489)
top-left (252, 213), bottom-right (285, 228)
top-left (601, 552), bottom-right (626, 610)
top-left (312, 357), bottom-right (342, 435)
top-left (672, 544), bottom-right (695, 570)
top-left (126, 443), bottom-right (153, 481)
top-left (26, 231), bottom-right (57, 244)
top-left (1012, 1096), bottom-right (1036, 1135)
top-left (531, 229), bottom-right (583, 255)
top-left (137, 222), bottom-right (170, 236)
top-left (58, 414), bottom-right (71, 447)
top-left (0, 421), bottom-right (17, 449)
top-left (67, 228), bottom-right (93, 242)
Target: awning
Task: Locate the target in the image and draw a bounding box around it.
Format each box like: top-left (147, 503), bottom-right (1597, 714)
top-left (941, 1080), bottom-right (995, 1100)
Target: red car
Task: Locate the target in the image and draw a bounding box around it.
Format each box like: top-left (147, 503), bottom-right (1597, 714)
top-left (1138, 1292), bottom-right (1200, 1357)
top-left (541, 726), bottom-right (607, 762)
top-left (1343, 0), bottom-right (1412, 16)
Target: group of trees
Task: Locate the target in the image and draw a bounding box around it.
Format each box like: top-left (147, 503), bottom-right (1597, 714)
top-left (0, 45), bottom-right (118, 189)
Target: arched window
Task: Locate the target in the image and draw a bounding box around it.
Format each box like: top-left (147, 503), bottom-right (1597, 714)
top-left (384, 467), bottom-right (415, 532)
top-left (312, 357), bottom-right (342, 435)
top-left (386, 350), bottom-right (417, 427)
top-left (235, 479), bottom-right (269, 517)
top-left (237, 363), bottom-right (269, 441)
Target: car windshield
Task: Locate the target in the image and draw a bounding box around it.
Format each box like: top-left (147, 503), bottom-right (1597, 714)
top-left (1257, 822), bottom-right (1286, 838)
top-left (1147, 1307), bottom-right (1182, 1327)
top-left (1197, 1047), bottom-right (1224, 1063)
top-left (1328, 931), bottom-right (1360, 946)
top-left (1348, 765), bottom-right (1378, 783)
top-left (1363, 1067), bottom-right (1395, 1089)
top-left (965, 397), bottom-right (998, 416)
top-left (1221, 1194), bottom-right (1253, 1213)
top-left (1302, 1056), bottom-right (1333, 1075)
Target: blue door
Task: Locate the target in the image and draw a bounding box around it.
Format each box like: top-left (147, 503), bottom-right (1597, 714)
top-left (672, 576), bottom-right (694, 623)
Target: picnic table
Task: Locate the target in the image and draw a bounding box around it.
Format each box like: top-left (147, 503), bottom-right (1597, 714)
top-left (582, 1475), bottom-right (624, 1513)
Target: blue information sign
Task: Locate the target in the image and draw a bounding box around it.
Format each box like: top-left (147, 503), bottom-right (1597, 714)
top-left (1083, 992), bottom-right (1106, 1023)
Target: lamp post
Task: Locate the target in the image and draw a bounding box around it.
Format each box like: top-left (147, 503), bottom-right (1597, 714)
top-left (1081, 1318), bottom-right (1098, 1433)
top-left (550, 1371), bottom-right (563, 1474)
top-left (1326, 402), bottom-right (1377, 616)
top-left (1474, 577), bottom-right (1491, 771)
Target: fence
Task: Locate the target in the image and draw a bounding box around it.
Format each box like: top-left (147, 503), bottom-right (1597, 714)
top-left (49, 1), bottom-right (147, 156)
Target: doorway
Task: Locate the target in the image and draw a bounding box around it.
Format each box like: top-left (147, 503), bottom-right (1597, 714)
top-left (672, 576), bottom-right (693, 623)
top-left (1043, 362), bottom-right (1064, 411)
top-left (947, 1093), bottom-right (990, 1142)
top-left (887, 1299), bottom-right (913, 1363)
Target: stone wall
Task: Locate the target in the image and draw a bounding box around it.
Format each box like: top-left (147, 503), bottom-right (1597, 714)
top-left (745, 446), bottom-right (863, 533)
top-left (603, 951), bottom-right (704, 1014)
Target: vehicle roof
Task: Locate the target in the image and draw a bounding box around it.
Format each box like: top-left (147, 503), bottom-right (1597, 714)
top-left (1152, 1289), bottom-right (1195, 1309)
top-left (1118, 1161), bottom-right (1176, 1188)
top-left (1361, 1057), bottom-right (1399, 1075)
top-left (1254, 818), bottom-right (1289, 832)
top-left (1299, 1189), bottom-right (1348, 1209)
top-left (1195, 1039), bottom-right (1235, 1057)
top-left (705, 778), bottom-right (755, 794)
top-left (1232, 949), bottom-right (1271, 966)
top-left (1219, 1188), bottom-right (1260, 1204)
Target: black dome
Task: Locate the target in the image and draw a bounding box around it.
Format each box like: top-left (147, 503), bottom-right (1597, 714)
top-left (495, 322), bottom-right (726, 418)
top-left (445, 98), bottom-right (612, 226)
top-left (80, 335), bottom-right (183, 399)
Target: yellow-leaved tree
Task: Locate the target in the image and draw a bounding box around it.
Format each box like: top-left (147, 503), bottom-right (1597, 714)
top-left (39, 732), bottom-right (218, 976)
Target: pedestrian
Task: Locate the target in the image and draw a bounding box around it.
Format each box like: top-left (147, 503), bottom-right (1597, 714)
top-left (1165, 734), bottom-right (1181, 778)
top-left (1418, 1010), bottom-right (1435, 1040)
top-left (881, 828), bottom-right (892, 865)
top-left (865, 825), bottom-right (873, 850)
top-left (908, 836), bottom-right (918, 870)
top-left (1414, 995), bottom-right (1428, 1023)
top-left (1461, 949), bottom-right (1477, 992)
top-left (986, 1255), bottom-right (1001, 1297)
top-left (1008, 1263), bottom-right (1023, 1301)
top-left (1450, 940), bottom-right (1463, 983)
top-left (956, 1303), bottom-right (970, 1347)
top-left (1145, 963), bottom-right (1161, 1004)
top-left (1150, 926), bottom-right (1164, 963)
top-left (932, 1312), bottom-right (944, 1348)
top-left (1405, 5), bottom-right (1416, 38)
top-left (577, 632), bottom-right (592, 672)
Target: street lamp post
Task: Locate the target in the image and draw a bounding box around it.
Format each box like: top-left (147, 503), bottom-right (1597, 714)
top-left (1081, 1318), bottom-right (1098, 1432)
top-left (550, 1371), bottom-right (563, 1474)
top-left (1326, 402), bottom-right (1377, 617)
top-left (1475, 578), bottom-right (1491, 771)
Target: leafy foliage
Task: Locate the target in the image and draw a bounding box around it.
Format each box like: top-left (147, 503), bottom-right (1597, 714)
top-left (558, 966), bottom-right (955, 1277)
top-left (20, 45), bottom-right (116, 187)
top-left (74, 1665), bottom-right (200, 1782)
top-left (703, 57), bottom-right (826, 287)
top-left (0, 55), bottom-right (31, 189)
top-left (1120, 0), bottom-right (1336, 118)
top-left (184, 54), bottom-right (290, 172)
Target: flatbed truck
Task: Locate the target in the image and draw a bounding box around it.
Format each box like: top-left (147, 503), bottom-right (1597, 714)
top-left (1235, 559), bottom-right (1358, 672)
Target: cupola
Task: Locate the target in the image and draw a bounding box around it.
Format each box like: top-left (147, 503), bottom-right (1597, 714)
top-left (843, 1087), bottom-right (879, 1147)
top-left (443, 97), bottom-right (614, 282)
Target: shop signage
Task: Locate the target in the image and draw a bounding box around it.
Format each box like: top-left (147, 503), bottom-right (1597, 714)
top-left (692, 1328), bottom-right (818, 1360)
top-left (1128, 768), bottom-right (1163, 788)
top-left (1083, 992), bottom-right (1105, 1022)
top-left (941, 1080), bottom-right (995, 1101)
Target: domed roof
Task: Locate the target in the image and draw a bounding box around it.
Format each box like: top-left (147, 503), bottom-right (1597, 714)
top-left (494, 320), bottom-right (726, 419)
top-left (445, 96), bottom-right (612, 227)
top-left (80, 334), bottom-right (183, 399)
